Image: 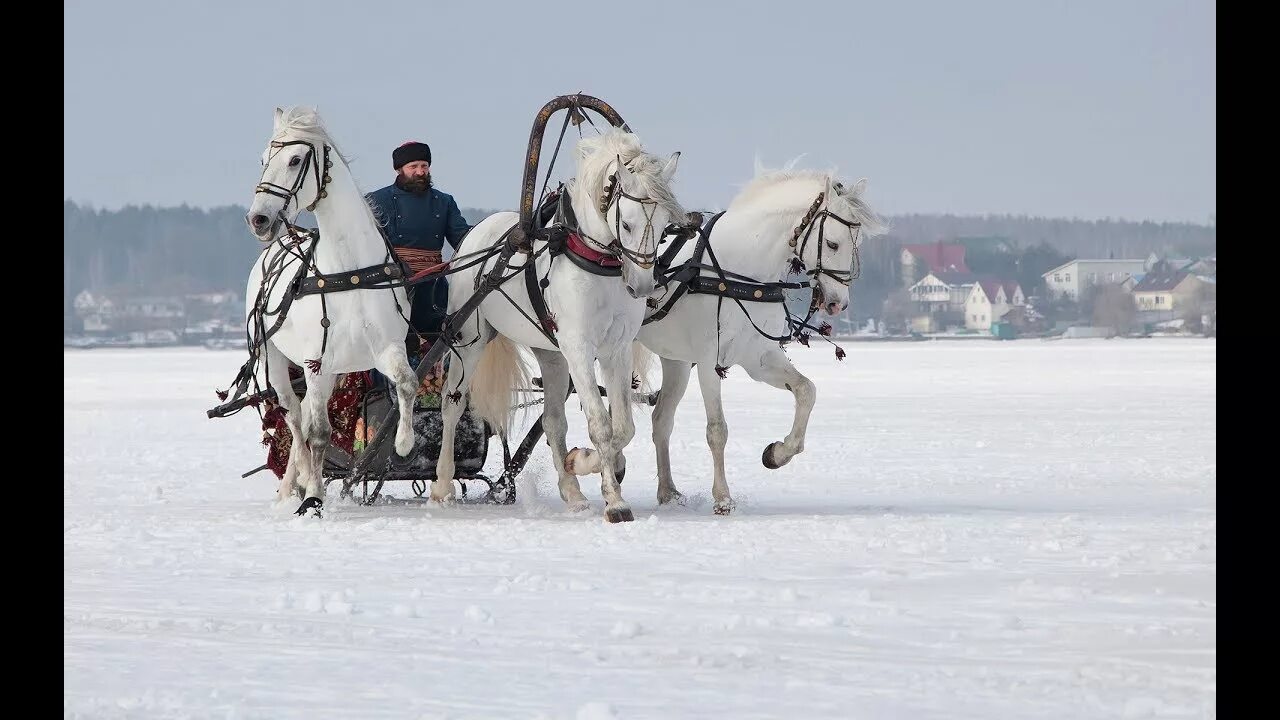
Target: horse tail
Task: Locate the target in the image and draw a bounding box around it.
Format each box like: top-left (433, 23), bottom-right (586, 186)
top-left (469, 333), bottom-right (533, 438)
top-left (631, 341), bottom-right (657, 401)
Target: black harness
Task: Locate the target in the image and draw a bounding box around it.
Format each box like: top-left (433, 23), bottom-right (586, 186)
top-left (644, 212), bottom-right (807, 326)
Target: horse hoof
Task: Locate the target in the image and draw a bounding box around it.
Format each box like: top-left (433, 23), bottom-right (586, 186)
top-left (762, 441), bottom-right (790, 469)
top-left (657, 490), bottom-right (684, 506)
top-left (713, 501), bottom-right (734, 516)
top-left (605, 507), bottom-right (635, 523)
top-left (295, 496), bottom-right (323, 517)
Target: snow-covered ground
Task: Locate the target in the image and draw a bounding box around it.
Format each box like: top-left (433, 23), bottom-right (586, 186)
top-left (64, 339), bottom-right (1215, 719)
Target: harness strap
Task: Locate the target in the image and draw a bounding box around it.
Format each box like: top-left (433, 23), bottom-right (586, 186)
top-left (295, 262), bottom-right (406, 296)
top-left (644, 211), bottom-right (726, 325)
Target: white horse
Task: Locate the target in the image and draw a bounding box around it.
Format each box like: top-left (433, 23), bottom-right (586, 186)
top-left (566, 169), bottom-right (886, 514)
top-left (240, 106), bottom-right (419, 516)
top-left (435, 129), bottom-right (686, 523)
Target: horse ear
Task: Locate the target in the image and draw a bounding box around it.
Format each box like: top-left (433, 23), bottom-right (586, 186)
top-left (851, 177), bottom-right (869, 196)
top-left (661, 151), bottom-right (680, 181)
top-left (273, 107), bottom-right (285, 130)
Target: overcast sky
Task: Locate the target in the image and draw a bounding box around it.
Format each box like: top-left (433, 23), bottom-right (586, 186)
top-left (63, 0), bottom-right (1215, 223)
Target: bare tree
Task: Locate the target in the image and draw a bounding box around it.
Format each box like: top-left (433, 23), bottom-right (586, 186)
top-left (882, 289), bottom-right (914, 334)
top-left (1091, 284), bottom-right (1137, 334)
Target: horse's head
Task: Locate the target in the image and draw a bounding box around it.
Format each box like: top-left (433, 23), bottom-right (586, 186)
top-left (794, 176), bottom-right (887, 316)
top-left (575, 131), bottom-right (687, 298)
top-left (246, 106), bottom-right (334, 242)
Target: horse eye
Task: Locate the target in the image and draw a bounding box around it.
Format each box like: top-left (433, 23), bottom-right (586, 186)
top-left (826, 240), bottom-right (839, 251)
top-left (621, 222), bottom-right (633, 233)
top-left (289, 156), bottom-right (302, 167)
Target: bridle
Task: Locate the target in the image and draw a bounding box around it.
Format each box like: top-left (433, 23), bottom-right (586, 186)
top-left (253, 138), bottom-right (333, 239)
top-left (788, 189), bottom-right (863, 287)
top-left (585, 157), bottom-right (664, 269)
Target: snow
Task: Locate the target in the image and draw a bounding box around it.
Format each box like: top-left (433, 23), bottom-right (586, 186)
top-left (64, 339), bottom-right (1215, 718)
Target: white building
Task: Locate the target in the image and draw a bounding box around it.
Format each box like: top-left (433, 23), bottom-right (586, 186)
top-left (908, 271), bottom-right (976, 313)
top-left (1042, 259), bottom-right (1146, 301)
top-left (964, 279), bottom-right (1025, 330)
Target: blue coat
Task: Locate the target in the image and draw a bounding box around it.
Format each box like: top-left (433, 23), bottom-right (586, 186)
top-left (365, 184), bottom-right (471, 341)
top-left (365, 185), bottom-right (470, 252)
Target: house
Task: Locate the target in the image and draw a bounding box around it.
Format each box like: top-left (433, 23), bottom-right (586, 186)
top-left (1041, 259), bottom-right (1146, 301)
top-left (73, 290), bottom-right (116, 334)
top-left (900, 242), bottom-right (969, 287)
top-left (1130, 262), bottom-right (1205, 312)
top-left (908, 271), bottom-right (976, 313)
top-left (964, 278), bottom-right (1025, 330)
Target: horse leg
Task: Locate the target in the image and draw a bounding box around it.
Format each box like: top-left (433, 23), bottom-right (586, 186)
top-left (695, 362), bottom-right (734, 515)
top-left (296, 371), bottom-right (337, 516)
top-left (372, 345), bottom-right (419, 461)
top-left (653, 358), bottom-right (692, 505)
top-left (600, 346), bottom-right (638, 494)
top-left (742, 349), bottom-right (816, 469)
top-left (562, 347), bottom-right (632, 523)
top-left (432, 335), bottom-right (487, 504)
top-left (531, 349), bottom-right (590, 512)
top-left (265, 342), bottom-right (306, 504)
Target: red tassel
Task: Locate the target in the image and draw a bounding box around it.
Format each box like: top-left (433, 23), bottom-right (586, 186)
top-left (789, 257), bottom-right (805, 274)
top-left (796, 332), bottom-right (811, 347)
top-left (305, 358), bottom-right (322, 373)
top-left (631, 375), bottom-right (641, 390)
top-left (448, 391), bottom-right (463, 405)
top-left (835, 346), bottom-right (846, 361)
top-left (818, 322), bottom-right (833, 337)
top-left (543, 313), bottom-right (558, 333)
top-left (715, 365), bottom-right (729, 379)
top-left (215, 389), bottom-right (228, 401)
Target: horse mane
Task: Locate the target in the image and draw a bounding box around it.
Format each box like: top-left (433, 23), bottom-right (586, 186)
top-left (272, 106), bottom-right (351, 165)
top-left (572, 129), bottom-right (687, 220)
top-left (729, 167), bottom-right (888, 238)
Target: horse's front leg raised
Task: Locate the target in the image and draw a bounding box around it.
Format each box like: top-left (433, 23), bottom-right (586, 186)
top-left (695, 362), bottom-right (734, 515)
top-left (562, 346), bottom-right (632, 523)
top-left (296, 371), bottom-right (337, 516)
top-left (742, 348), bottom-right (816, 469)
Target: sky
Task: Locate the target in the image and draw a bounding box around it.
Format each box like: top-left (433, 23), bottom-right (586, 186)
top-left (63, 0), bottom-right (1215, 223)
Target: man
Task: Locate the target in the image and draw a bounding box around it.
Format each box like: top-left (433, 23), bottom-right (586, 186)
top-left (366, 141), bottom-right (471, 360)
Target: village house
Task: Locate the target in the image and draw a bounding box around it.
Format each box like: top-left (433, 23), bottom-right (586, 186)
top-left (1041, 259), bottom-right (1146, 301)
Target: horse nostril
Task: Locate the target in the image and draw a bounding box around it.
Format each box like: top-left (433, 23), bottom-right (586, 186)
top-left (249, 214), bottom-right (269, 229)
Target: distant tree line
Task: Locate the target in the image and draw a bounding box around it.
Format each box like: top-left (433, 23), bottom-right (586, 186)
top-left (64, 200), bottom-right (1215, 323)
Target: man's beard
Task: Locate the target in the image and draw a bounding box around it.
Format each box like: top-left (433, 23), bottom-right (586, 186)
top-left (397, 173), bottom-right (433, 193)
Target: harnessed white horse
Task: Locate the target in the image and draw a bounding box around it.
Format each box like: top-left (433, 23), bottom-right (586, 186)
top-left (434, 129), bottom-right (686, 523)
top-left (566, 169), bottom-right (886, 514)
top-left (237, 106), bottom-right (419, 516)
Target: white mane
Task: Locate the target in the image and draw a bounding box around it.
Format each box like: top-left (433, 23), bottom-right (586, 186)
top-left (271, 106), bottom-right (351, 164)
top-left (729, 168), bottom-right (887, 238)
top-left (571, 129), bottom-right (687, 220)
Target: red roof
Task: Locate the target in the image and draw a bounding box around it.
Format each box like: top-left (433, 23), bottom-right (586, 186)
top-left (903, 243), bottom-right (969, 274)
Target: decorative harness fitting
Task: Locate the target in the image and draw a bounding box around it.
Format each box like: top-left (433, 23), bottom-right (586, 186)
top-left (788, 190), bottom-right (863, 287)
